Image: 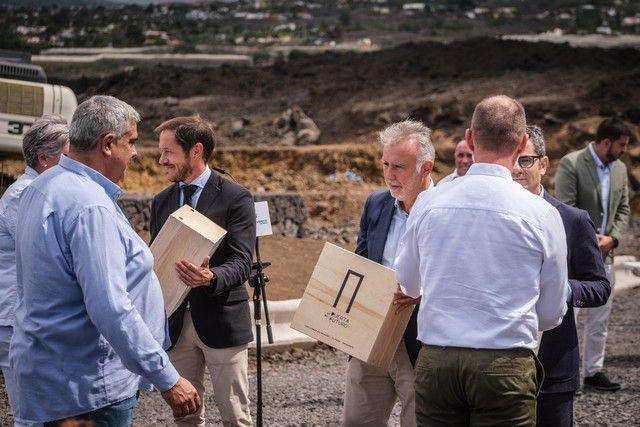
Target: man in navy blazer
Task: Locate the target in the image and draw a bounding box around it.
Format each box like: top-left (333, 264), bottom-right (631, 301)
top-left (150, 116), bottom-right (256, 426)
top-left (342, 119), bottom-right (434, 427)
top-left (513, 125), bottom-right (610, 426)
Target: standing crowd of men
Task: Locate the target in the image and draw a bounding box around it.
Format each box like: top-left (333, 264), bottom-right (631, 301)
top-left (0, 93), bottom-right (631, 426)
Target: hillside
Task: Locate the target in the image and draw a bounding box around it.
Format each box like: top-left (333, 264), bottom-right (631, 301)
top-left (41, 38), bottom-right (640, 222)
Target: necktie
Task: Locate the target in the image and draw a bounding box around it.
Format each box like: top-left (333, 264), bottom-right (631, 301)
top-left (182, 184), bottom-right (198, 207)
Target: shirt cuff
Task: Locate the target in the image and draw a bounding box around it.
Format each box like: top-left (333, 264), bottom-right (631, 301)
top-left (148, 360), bottom-right (181, 392)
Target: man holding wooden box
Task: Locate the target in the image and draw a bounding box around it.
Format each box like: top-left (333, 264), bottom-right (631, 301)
top-left (150, 116), bottom-right (256, 426)
top-left (342, 119), bottom-right (434, 427)
top-left (397, 95), bottom-right (569, 426)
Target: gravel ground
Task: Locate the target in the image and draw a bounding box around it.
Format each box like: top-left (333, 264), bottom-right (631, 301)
top-left (1, 286), bottom-right (638, 426)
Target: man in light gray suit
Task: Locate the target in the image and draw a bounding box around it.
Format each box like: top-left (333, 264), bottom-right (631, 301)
top-left (555, 117), bottom-right (631, 392)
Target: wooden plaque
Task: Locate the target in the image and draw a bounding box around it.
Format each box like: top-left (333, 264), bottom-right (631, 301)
top-left (150, 205), bottom-right (227, 315)
top-left (291, 242), bottom-right (413, 369)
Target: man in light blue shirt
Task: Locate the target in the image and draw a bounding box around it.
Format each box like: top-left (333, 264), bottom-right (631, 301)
top-left (11, 96), bottom-right (200, 426)
top-left (0, 115), bottom-right (69, 415)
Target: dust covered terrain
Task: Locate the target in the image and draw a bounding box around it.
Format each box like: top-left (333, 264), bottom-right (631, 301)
top-left (42, 38), bottom-right (640, 229)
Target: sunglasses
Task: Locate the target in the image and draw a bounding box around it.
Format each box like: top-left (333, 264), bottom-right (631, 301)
top-left (517, 155), bottom-right (543, 168)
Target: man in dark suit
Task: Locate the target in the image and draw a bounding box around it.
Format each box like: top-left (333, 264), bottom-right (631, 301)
top-left (342, 119), bottom-right (434, 427)
top-left (512, 125), bottom-right (610, 426)
top-left (150, 116), bottom-right (256, 426)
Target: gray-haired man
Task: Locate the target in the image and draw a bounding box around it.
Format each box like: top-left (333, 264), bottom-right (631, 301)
top-left (342, 119), bottom-right (434, 427)
top-left (11, 96), bottom-right (200, 425)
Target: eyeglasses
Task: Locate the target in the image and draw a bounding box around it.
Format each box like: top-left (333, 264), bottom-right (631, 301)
top-left (517, 155), bottom-right (543, 168)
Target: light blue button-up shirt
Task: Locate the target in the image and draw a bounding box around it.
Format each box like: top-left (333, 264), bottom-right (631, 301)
top-left (11, 155), bottom-right (179, 423)
top-left (382, 181), bottom-right (433, 270)
top-left (0, 166), bottom-right (38, 328)
top-left (179, 166), bottom-right (211, 207)
top-left (381, 200), bottom-right (409, 270)
top-left (587, 142), bottom-right (612, 232)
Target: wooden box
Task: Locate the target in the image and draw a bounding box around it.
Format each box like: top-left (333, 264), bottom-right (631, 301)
top-left (291, 242), bottom-right (413, 369)
top-left (150, 205), bottom-right (227, 315)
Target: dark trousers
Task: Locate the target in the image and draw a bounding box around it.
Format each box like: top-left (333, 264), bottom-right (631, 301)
top-left (414, 345), bottom-right (542, 427)
top-left (536, 391), bottom-right (574, 427)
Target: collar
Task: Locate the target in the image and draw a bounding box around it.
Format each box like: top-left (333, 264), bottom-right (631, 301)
top-left (58, 155), bottom-right (122, 202)
top-left (180, 166), bottom-right (211, 189)
top-left (588, 142), bottom-right (611, 171)
top-left (24, 166), bottom-right (39, 178)
top-left (465, 163), bottom-right (513, 180)
top-left (538, 185), bottom-right (545, 197)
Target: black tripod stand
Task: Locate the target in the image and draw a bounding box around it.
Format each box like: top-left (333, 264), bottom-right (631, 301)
top-left (248, 237), bottom-right (274, 427)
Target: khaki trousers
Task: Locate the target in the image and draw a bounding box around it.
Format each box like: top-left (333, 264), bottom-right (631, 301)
top-left (342, 341), bottom-right (416, 427)
top-left (414, 345), bottom-right (541, 427)
top-left (169, 311), bottom-right (252, 427)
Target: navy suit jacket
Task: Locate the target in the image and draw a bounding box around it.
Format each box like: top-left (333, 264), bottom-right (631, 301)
top-left (356, 190), bottom-right (421, 366)
top-left (538, 191), bottom-right (610, 394)
top-left (150, 171), bottom-right (256, 349)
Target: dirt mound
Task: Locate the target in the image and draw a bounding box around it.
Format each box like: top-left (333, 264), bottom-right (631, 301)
top-left (32, 37), bottom-right (640, 231)
top-left (54, 37), bottom-right (640, 146)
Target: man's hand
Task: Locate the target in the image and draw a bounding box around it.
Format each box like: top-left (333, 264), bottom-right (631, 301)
top-left (161, 377), bottom-right (201, 418)
top-left (393, 284), bottom-right (421, 314)
top-left (176, 256), bottom-right (214, 288)
top-left (596, 234), bottom-right (615, 257)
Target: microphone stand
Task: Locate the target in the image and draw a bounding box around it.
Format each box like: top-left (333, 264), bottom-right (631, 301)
top-left (249, 235), bottom-right (274, 427)
top-left (215, 164), bottom-right (274, 426)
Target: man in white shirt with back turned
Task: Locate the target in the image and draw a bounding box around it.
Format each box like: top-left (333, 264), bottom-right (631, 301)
top-left (396, 95), bottom-right (569, 426)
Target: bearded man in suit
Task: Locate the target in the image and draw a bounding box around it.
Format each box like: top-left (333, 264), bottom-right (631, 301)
top-left (150, 116), bottom-right (256, 426)
top-left (342, 119), bottom-right (434, 427)
top-left (555, 117), bottom-right (631, 392)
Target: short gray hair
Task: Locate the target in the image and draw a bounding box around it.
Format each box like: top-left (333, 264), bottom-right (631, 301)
top-left (69, 95), bottom-right (140, 152)
top-left (379, 119), bottom-right (435, 171)
top-left (22, 114), bottom-right (69, 169)
top-left (526, 125), bottom-right (545, 157)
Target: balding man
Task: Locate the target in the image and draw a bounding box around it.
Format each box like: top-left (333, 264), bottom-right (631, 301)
top-left (438, 139), bottom-right (473, 184)
top-left (396, 95), bottom-right (568, 426)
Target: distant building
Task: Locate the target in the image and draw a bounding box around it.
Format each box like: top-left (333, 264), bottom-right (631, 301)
top-left (402, 3), bottom-right (425, 12)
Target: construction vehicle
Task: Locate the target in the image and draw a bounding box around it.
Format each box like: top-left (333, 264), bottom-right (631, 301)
top-left (0, 50), bottom-right (77, 155)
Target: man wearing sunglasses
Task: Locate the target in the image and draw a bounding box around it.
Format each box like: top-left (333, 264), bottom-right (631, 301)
top-left (555, 118), bottom-right (631, 393)
top-left (513, 125), bottom-right (610, 426)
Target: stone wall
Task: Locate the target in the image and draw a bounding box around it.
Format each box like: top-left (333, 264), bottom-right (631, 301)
top-left (118, 191), bottom-right (307, 238)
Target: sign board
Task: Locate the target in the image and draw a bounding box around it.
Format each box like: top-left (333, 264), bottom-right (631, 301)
top-left (291, 242), bottom-right (413, 369)
top-left (150, 205), bottom-right (227, 315)
top-left (255, 201), bottom-right (272, 237)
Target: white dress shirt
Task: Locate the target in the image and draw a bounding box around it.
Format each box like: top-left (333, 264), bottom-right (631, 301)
top-left (396, 163), bottom-right (568, 350)
top-left (436, 170), bottom-right (460, 186)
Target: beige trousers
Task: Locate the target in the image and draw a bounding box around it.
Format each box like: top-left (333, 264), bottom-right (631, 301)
top-left (578, 263), bottom-right (616, 377)
top-left (342, 341), bottom-right (416, 427)
top-left (169, 311), bottom-right (252, 427)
